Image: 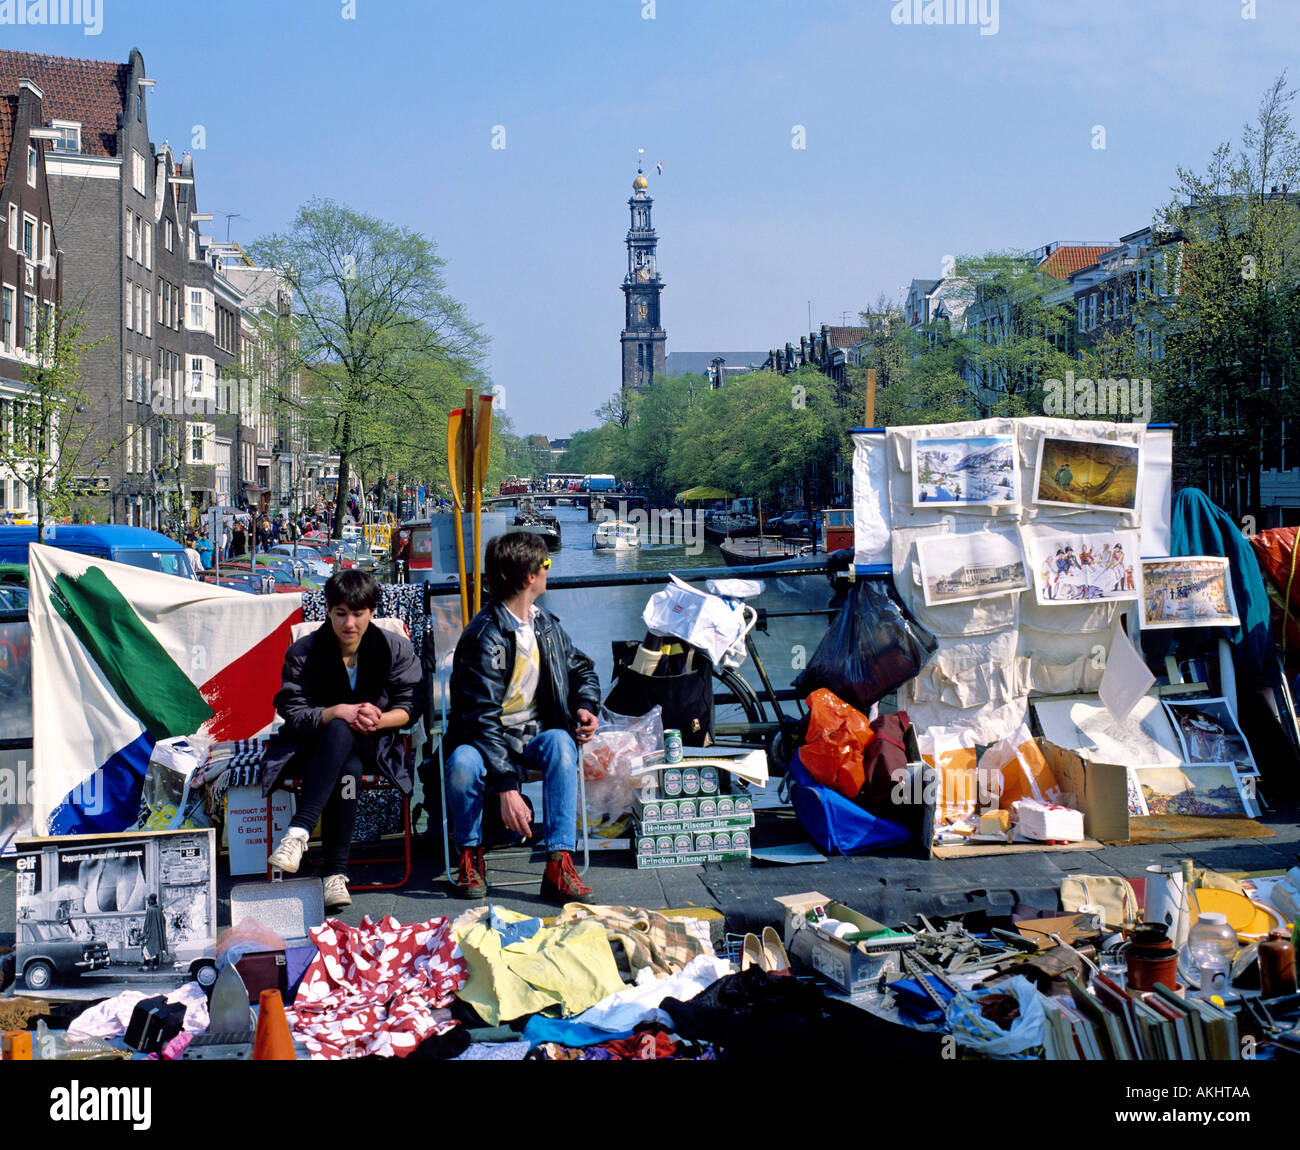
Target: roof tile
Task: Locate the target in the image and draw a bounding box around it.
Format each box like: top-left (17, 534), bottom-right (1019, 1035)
top-left (0, 49), bottom-right (129, 160)
top-left (1038, 245), bottom-right (1112, 279)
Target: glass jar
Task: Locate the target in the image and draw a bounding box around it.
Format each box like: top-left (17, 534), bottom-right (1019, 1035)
top-left (1187, 912), bottom-right (1237, 1000)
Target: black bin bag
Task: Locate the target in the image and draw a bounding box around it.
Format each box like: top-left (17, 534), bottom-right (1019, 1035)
top-left (792, 580), bottom-right (938, 711)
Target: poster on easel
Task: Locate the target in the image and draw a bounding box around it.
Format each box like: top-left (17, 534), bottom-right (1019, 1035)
top-left (1140, 558), bottom-right (1240, 629)
top-left (1020, 526), bottom-right (1141, 606)
top-left (1032, 435), bottom-right (1141, 513)
top-left (911, 436), bottom-right (1019, 507)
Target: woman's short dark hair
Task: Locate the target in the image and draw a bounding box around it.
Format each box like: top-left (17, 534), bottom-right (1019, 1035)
top-left (485, 532), bottom-right (549, 601)
top-left (324, 568), bottom-right (381, 612)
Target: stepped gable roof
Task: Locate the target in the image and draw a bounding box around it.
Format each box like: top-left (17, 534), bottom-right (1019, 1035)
top-left (1038, 244), bottom-right (1111, 279)
top-left (0, 50), bottom-right (130, 160)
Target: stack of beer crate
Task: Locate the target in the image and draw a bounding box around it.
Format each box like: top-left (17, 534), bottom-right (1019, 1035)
top-left (632, 761), bottom-right (754, 868)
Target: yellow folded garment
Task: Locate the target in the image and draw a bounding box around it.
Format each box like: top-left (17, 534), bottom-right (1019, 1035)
top-left (452, 907), bottom-right (625, 1026)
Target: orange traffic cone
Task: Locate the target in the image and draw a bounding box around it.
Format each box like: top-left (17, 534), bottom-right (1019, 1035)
top-left (252, 989), bottom-right (296, 1060)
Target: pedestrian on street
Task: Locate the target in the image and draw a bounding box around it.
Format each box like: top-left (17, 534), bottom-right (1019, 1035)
top-left (196, 531), bottom-right (213, 570)
top-left (139, 894), bottom-right (167, 972)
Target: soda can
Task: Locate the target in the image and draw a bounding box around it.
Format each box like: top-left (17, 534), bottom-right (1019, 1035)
top-left (663, 769), bottom-right (683, 796)
top-left (699, 767), bottom-right (719, 794)
top-left (735, 795), bottom-right (752, 813)
top-left (678, 799), bottom-right (696, 819)
top-left (638, 836), bottom-right (655, 856)
top-left (694, 833), bottom-right (713, 852)
top-left (656, 835), bottom-right (674, 855)
top-left (641, 802), bottom-right (661, 822)
top-left (682, 767), bottom-right (700, 795)
top-left (699, 798), bottom-right (717, 818)
top-left (674, 833), bottom-right (692, 853)
top-left (714, 831), bottom-right (731, 849)
top-left (664, 730), bottom-right (684, 764)
top-left (717, 797), bottom-right (734, 816)
top-left (660, 801), bottom-right (678, 820)
top-left (731, 831), bottom-right (749, 850)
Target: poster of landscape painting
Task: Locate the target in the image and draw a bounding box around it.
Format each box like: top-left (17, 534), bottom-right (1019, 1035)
top-left (1141, 557), bottom-right (1240, 629)
top-left (1033, 436), bottom-right (1141, 512)
top-left (1021, 526), bottom-right (1142, 606)
top-left (915, 531), bottom-right (1029, 606)
top-left (912, 436), bottom-right (1019, 507)
top-left (1132, 762), bottom-right (1249, 818)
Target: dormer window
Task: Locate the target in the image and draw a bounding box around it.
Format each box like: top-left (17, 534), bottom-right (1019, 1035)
top-left (51, 121), bottom-right (81, 153)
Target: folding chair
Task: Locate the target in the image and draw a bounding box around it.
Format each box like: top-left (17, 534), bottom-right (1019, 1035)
top-left (435, 660), bottom-right (588, 888)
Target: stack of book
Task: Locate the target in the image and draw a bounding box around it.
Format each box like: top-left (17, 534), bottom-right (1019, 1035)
top-left (1039, 976), bottom-right (1240, 1060)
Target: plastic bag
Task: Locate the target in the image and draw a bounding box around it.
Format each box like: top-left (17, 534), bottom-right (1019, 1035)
top-left (977, 723), bottom-right (1061, 812)
top-left (799, 689), bottom-right (874, 798)
top-left (917, 727), bottom-right (979, 830)
top-left (944, 975), bottom-right (1046, 1059)
top-left (581, 706), bottom-right (665, 823)
top-left (642, 575), bottom-right (748, 666)
top-left (216, 917), bottom-right (288, 961)
top-left (792, 580), bottom-right (938, 711)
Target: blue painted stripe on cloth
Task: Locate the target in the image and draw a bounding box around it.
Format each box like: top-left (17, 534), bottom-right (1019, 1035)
top-left (46, 733), bottom-right (156, 835)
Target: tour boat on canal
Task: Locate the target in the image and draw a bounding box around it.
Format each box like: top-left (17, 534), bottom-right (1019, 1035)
top-left (592, 521), bottom-right (641, 550)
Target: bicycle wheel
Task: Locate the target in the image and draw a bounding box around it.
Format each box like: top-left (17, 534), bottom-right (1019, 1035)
top-left (711, 665), bottom-right (766, 745)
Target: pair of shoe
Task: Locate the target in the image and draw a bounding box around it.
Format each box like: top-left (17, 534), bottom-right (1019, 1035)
top-left (740, 927), bottom-right (790, 975)
top-left (456, 846), bottom-right (596, 906)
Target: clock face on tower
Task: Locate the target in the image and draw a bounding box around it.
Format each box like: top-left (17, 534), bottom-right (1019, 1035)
top-left (636, 266), bottom-right (651, 283)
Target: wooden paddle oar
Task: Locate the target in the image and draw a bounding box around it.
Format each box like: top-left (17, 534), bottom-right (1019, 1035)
top-left (446, 407), bottom-right (470, 626)
top-left (473, 393), bottom-right (494, 614)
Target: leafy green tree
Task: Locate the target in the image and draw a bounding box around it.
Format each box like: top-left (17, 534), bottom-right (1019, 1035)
top-left (1128, 73), bottom-right (1300, 518)
top-left (0, 306), bottom-right (107, 534)
top-left (252, 199), bottom-right (483, 538)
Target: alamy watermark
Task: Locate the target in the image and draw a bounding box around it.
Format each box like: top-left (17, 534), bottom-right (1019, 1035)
top-left (597, 502), bottom-right (705, 555)
top-left (0, 0), bottom-right (103, 35)
top-left (2, 758), bottom-right (106, 816)
top-left (1043, 371), bottom-right (1152, 421)
top-left (890, 0), bottom-right (999, 36)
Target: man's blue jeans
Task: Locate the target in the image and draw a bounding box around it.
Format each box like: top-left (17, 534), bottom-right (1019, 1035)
top-left (445, 728), bottom-right (580, 852)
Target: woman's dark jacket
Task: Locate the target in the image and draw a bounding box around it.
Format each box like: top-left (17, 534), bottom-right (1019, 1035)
top-left (446, 600), bottom-right (600, 794)
top-left (262, 621), bottom-right (422, 796)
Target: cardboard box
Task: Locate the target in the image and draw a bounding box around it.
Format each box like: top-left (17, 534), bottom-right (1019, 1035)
top-left (634, 763), bottom-right (722, 801)
top-left (226, 784), bottom-right (295, 876)
top-left (636, 849), bottom-right (750, 869)
top-left (774, 891), bottom-right (897, 994)
top-left (922, 736), bottom-right (1130, 856)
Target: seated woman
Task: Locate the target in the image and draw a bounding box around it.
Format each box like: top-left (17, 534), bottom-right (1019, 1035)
top-left (264, 569), bottom-right (421, 912)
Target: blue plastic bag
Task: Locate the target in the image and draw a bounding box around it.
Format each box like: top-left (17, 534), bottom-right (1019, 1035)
top-left (786, 750), bottom-right (910, 855)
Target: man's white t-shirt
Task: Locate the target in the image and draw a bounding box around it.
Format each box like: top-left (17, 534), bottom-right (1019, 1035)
top-left (500, 604), bottom-right (541, 729)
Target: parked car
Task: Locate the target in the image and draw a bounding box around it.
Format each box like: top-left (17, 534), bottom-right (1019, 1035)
top-left (219, 562), bottom-right (304, 593)
top-left (267, 544), bottom-right (334, 579)
top-left (198, 571), bottom-right (269, 594)
top-left (0, 525), bottom-right (195, 579)
top-left (16, 920), bottom-right (110, 991)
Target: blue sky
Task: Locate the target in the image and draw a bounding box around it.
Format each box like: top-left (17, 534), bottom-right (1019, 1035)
top-left (5, 0), bottom-right (1299, 438)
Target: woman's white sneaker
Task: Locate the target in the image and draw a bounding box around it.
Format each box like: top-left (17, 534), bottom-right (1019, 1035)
top-left (323, 874), bottom-right (352, 913)
top-left (268, 832), bottom-right (307, 873)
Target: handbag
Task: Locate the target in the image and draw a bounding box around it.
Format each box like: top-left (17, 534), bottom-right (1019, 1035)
top-left (604, 638), bottom-right (715, 746)
top-left (1059, 875), bottom-right (1139, 930)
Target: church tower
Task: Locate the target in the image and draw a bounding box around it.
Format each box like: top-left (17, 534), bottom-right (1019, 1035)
top-left (620, 156), bottom-right (666, 395)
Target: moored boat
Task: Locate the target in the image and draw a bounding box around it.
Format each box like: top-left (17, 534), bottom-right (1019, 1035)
top-left (718, 535), bottom-right (811, 566)
top-left (513, 507), bottom-right (563, 550)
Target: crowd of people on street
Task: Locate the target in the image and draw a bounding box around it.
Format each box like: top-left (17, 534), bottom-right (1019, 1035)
top-left (179, 500), bottom-right (341, 574)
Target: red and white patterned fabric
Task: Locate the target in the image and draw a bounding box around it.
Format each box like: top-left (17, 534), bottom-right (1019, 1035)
top-left (286, 914), bottom-right (467, 1060)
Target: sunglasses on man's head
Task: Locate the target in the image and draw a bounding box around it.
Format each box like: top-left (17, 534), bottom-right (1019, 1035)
top-left (538, 558), bottom-right (551, 570)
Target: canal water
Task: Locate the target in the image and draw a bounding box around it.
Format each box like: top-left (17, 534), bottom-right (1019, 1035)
top-left (426, 503), bottom-right (836, 712)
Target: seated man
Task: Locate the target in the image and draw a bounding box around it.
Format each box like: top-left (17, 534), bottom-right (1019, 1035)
top-left (264, 569), bottom-right (421, 913)
top-left (445, 532), bottom-right (599, 904)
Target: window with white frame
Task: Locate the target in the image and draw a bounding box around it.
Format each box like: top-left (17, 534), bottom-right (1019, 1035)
top-left (186, 287), bottom-right (214, 334)
top-left (144, 289), bottom-right (152, 337)
top-left (143, 357), bottom-right (151, 404)
top-left (42, 303), bottom-right (52, 354)
top-left (27, 145), bottom-right (37, 188)
top-left (1088, 294), bottom-right (1097, 330)
top-left (41, 223), bottom-right (50, 266)
top-left (1077, 297), bottom-right (1086, 332)
top-left (51, 121), bottom-right (81, 153)
top-left (144, 223), bottom-right (152, 270)
top-left (133, 215), bottom-right (142, 264)
top-left (6, 204), bottom-right (16, 250)
top-left (135, 284), bottom-right (142, 334)
top-left (190, 355), bottom-right (203, 393)
top-left (125, 282), bottom-right (134, 331)
top-left (164, 217), bottom-right (174, 251)
top-left (191, 422), bottom-right (207, 463)
top-left (22, 294), bottom-right (34, 348)
top-left (1, 286), bottom-right (12, 349)
top-left (132, 150), bottom-right (146, 195)
top-left (22, 215), bottom-right (35, 260)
